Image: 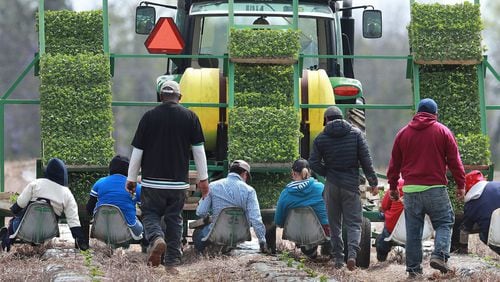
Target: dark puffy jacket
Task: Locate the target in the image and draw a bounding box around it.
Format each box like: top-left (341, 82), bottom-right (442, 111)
top-left (309, 119), bottom-right (378, 190)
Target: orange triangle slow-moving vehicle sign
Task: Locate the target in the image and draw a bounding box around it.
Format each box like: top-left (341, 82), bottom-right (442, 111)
top-left (145, 17), bottom-right (185, 54)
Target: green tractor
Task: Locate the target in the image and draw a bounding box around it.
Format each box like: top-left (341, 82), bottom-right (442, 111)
top-left (135, 0), bottom-right (382, 267)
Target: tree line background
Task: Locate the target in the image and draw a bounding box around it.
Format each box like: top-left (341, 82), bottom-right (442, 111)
top-left (0, 0), bottom-right (499, 174)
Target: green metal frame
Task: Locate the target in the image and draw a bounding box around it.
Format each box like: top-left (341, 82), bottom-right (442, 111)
top-left (1, 0), bottom-right (500, 202)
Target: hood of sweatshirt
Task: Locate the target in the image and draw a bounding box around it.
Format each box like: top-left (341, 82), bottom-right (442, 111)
top-left (324, 119), bottom-right (352, 138)
top-left (408, 112), bottom-right (437, 130)
top-left (285, 177), bottom-right (315, 196)
top-left (464, 181), bottom-right (488, 203)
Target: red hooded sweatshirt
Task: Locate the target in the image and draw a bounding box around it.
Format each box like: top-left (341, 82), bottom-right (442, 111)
top-left (387, 112), bottom-right (465, 192)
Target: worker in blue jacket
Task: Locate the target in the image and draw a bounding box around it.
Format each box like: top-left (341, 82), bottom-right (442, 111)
top-left (275, 158), bottom-right (330, 258)
top-left (462, 170), bottom-right (500, 255)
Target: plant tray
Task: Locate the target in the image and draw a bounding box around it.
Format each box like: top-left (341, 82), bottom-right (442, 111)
top-left (414, 59), bottom-right (480, 65)
top-left (230, 57), bottom-right (297, 65)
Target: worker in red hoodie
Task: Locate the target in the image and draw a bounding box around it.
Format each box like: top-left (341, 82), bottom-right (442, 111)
top-left (386, 98), bottom-right (465, 278)
top-left (376, 178), bottom-right (404, 262)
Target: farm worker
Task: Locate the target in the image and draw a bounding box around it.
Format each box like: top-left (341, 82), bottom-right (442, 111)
top-left (0, 158), bottom-right (88, 252)
top-left (126, 78), bottom-right (209, 273)
top-left (274, 158), bottom-right (330, 259)
top-left (309, 106), bottom-right (379, 271)
top-left (386, 98), bottom-right (465, 278)
top-left (86, 155), bottom-right (144, 242)
top-left (375, 178), bottom-right (404, 262)
top-left (194, 160), bottom-right (268, 254)
top-left (461, 170), bottom-right (500, 255)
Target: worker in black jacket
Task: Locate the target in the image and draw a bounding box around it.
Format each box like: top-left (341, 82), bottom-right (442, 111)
top-left (309, 106), bottom-right (378, 271)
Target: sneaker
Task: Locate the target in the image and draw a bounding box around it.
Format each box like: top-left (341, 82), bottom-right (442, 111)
top-left (430, 257), bottom-right (450, 273)
top-left (334, 261), bottom-right (345, 269)
top-left (346, 258), bottom-right (357, 271)
top-left (148, 237), bottom-right (166, 267)
top-left (407, 271), bottom-right (423, 279)
top-left (377, 252), bottom-right (388, 262)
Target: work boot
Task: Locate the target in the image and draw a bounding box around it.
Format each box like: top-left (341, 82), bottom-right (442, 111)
top-left (147, 237), bottom-right (166, 267)
top-left (346, 258), bottom-right (357, 271)
top-left (407, 271), bottom-right (423, 280)
top-left (377, 252), bottom-right (388, 262)
top-left (430, 257), bottom-right (450, 273)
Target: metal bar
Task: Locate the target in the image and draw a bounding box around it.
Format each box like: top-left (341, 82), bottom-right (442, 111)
top-left (0, 102), bottom-right (3, 193)
top-left (228, 0), bottom-right (234, 28)
top-left (228, 61), bottom-right (235, 108)
top-left (412, 63), bottom-right (420, 111)
top-left (485, 60), bottom-right (500, 82)
top-left (300, 104), bottom-right (413, 110)
top-left (486, 105), bottom-right (500, 110)
top-left (38, 0), bottom-right (45, 55)
top-left (111, 54), bottom-right (227, 59)
top-left (111, 101), bottom-right (227, 107)
top-left (2, 99), bottom-right (40, 105)
top-left (302, 54), bottom-right (411, 60)
top-left (1, 54), bottom-right (39, 100)
top-left (293, 63), bottom-right (299, 109)
top-left (103, 0), bottom-right (109, 54)
top-left (477, 63), bottom-right (487, 134)
top-left (232, 24), bottom-right (292, 30)
top-left (292, 0), bottom-right (298, 30)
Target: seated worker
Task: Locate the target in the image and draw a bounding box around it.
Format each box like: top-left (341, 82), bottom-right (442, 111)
top-left (0, 158), bottom-right (88, 252)
top-left (86, 155), bottom-right (143, 240)
top-left (194, 160), bottom-right (268, 253)
top-left (376, 178), bottom-right (404, 261)
top-left (274, 158), bottom-right (330, 258)
top-left (462, 170), bottom-right (500, 255)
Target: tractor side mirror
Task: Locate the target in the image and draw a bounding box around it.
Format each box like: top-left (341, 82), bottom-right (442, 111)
top-left (362, 10), bottom-right (382, 39)
top-left (136, 6), bottom-right (156, 35)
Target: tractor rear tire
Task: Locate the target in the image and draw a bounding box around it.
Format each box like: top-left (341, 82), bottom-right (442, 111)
top-left (357, 217), bottom-right (372, 268)
top-left (342, 216), bottom-right (371, 268)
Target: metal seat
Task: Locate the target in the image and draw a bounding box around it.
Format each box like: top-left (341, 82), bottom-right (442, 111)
top-left (487, 208), bottom-right (500, 247)
top-left (10, 201), bottom-right (59, 244)
top-left (282, 206), bottom-right (329, 248)
top-left (385, 211), bottom-right (434, 245)
top-left (90, 204), bottom-right (140, 246)
top-left (203, 207), bottom-right (251, 247)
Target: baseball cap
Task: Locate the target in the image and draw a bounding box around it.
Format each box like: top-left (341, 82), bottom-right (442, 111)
top-left (230, 160), bottom-right (251, 178)
top-left (417, 98), bottom-right (438, 114)
top-left (465, 170), bottom-right (485, 193)
top-left (156, 76), bottom-right (180, 95)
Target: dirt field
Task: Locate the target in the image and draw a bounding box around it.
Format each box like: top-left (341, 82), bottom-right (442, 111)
top-left (1, 160), bottom-right (499, 281)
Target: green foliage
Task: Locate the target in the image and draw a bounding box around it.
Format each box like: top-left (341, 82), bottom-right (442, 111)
top-left (456, 133), bottom-right (491, 165)
top-left (229, 29), bottom-right (300, 59)
top-left (228, 107), bottom-right (301, 163)
top-left (234, 92), bottom-right (289, 108)
top-left (419, 65), bottom-right (480, 135)
top-left (39, 10), bottom-right (103, 55)
top-left (40, 53), bottom-right (114, 166)
top-left (250, 172), bottom-right (289, 209)
top-left (235, 65), bottom-right (294, 99)
top-left (447, 178), bottom-right (463, 212)
top-left (409, 2), bottom-right (483, 62)
top-left (69, 171), bottom-right (108, 207)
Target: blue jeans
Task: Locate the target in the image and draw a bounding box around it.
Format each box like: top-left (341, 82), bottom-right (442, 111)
top-left (404, 187), bottom-right (454, 274)
top-left (193, 225), bottom-right (210, 253)
top-left (376, 226), bottom-right (396, 258)
top-left (128, 217), bottom-right (144, 238)
top-left (141, 187), bottom-right (185, 266)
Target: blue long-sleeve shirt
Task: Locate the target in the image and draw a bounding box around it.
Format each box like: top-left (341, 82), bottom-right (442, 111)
top-left (274, 177), bottom-right (328, 227)
top-left (196, 173), bottom-right (266, 243)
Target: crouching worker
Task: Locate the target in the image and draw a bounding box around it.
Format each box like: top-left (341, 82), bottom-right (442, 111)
top-left (274, 158), bottom-right (331, 259)
top-left (462, 170), bottom-right (500, 255)
top-left (376, 178), bottom-right (404, 261)
top-left (193, 160), bottom-right (268, 254)
top-left (86, 155), bottom-right (144, 241)
top-left (0, 158), bottom-right (88, 251)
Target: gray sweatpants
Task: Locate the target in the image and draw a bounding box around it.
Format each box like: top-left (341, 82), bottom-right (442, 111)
top-left (324, 181), bottom-right (362, 262)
